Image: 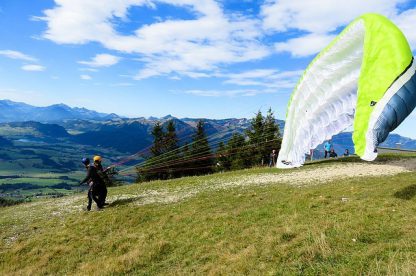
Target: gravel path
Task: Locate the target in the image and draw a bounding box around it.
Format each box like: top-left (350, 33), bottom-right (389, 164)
top-left (4, 159), bottom-right (414, 248)
top-left (16, 159), bottom-right (415, 215)
top-left (230, 160), bottom-right (413, 187)
top-left (114, 159), bottom-right (415, 207)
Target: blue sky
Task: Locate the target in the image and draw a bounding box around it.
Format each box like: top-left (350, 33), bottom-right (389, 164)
top-left (0, 0), bottom-right (416, 136)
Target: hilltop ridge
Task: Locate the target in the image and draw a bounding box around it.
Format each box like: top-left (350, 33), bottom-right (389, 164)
top-left (2, 155), bottom-right (416, 274)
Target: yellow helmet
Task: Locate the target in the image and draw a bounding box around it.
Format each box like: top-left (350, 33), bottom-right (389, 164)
top-left (93, 155), bottom-right (102, 162)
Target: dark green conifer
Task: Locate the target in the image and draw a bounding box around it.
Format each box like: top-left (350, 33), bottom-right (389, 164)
top-left (138, 121), bottom-right (166, 181)
top-left (246, 111), bottom-right (265, 166)
top-left (227, 133), bottom-right (248, 170)
top-left (150, 122), bottom-right (165, 157)
top-left (163, 120), bottom-right (180, 178)
top-left (188, 120), bottom-right (213, 175)
top-left (215, 141), bottom-right (229, 172)
top-left (262, 108), bottom-right (282, 162)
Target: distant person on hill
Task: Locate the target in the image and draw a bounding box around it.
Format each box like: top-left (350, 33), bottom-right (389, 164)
top-left (269, 149), bottom-right (277, 167)
top-left (79, 157), bottom-right (105, 211)
top-left (324, 140), bottom-right (332, 158)
top-left (93, 155), bottom-right (109, 206)
top-left (343, 149), bottom-right (350, 157)
top-left (329, 148), bottom-right (338, 158)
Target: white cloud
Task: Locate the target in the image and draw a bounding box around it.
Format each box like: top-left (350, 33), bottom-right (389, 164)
top-left (21, 64), bottom-right (45, 71)
top-left (261, 0), bottom-right (402, 33)
top-left (261, 0), bottom-right (413, 57)
top-left (0, 50), bottom-right (37, 62)
top-left (181, 71), bottom-right (211, 79)
top-left (274, 33), bottom-right (336, 57)
top-left (222, 69), bottom-right (303, 89)
top-left (80, 74), bottom-right (92, 80)
top-left (39, 0), bottom-right (416, 81)
top-left (78, 54), bottom-right (121, 67)
top-left (41, 0), bottom-right (269, 79)
top-left (184, 88), bottom-right (276, 97)
top-left (112, 82), bottom-right (133, 86)
top-left (0, 88), bottom-right (41, 104)
top-left (79, 68), bottom-right (98, 72)
top-left (393, 8), bottom-right (416, 51)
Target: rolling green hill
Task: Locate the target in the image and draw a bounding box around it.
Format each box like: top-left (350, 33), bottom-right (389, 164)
top-left (0, 122), bottom-right (129, 199)
top-left (0, 116), bottom-right (266, 199)
top-left (2, 155), bottom-right (416, 274)
top-left (1, 113), bottom-right (416, 202)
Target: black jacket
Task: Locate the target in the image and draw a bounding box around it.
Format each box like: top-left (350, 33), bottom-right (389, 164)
top-left (80, 165), bottom-right (105, 187)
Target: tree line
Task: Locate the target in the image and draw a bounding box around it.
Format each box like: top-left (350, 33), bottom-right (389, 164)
top-left (136, 108), bottom-right (282, 182)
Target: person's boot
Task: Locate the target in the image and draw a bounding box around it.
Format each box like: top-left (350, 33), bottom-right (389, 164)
top-left (86, 204), bottom-right (91, 211)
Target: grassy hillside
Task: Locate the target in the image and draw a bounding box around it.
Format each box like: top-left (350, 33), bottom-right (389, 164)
top-left (2, 155), bottom-right (416, 274)
top-left (0, 123), bottom-right (132, 198)
top-left (0, 140), bottom-right (126, 199)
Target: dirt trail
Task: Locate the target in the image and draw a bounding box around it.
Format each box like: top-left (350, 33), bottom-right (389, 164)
top-left (6, 158), bottom-right (416, 222)
top-left (5, 159), bottom-right (414, 248)
top-left (23, 159), bottom-right (416, 215)
top-left (234, 160), bottom-right (414, 187)
top-left (108, 159), bottom-right (415, 207)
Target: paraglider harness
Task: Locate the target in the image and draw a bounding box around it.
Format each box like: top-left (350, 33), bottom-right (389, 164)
top-left (80, 164), bottom-right (106, 190)
top-left (96, 165), bottom-right (119, 187)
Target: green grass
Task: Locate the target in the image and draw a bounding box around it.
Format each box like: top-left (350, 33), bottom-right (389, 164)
top-left (1, 178), bottom-right (67, 185)
top-left (1, 156), bottom-right (416, 274)
top-left (0, 171), bottom-right (84, 198)
top-left (0, 139), bottom-right (128, 197)
top-left (0, 126), bottom-right (39, 137)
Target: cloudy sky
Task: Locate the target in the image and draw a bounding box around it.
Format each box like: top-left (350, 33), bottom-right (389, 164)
top-left (0, 0), bottom-right (416, 135)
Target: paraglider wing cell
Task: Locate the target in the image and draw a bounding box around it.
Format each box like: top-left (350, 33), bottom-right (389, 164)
top-left (277, 13), bottom-right (416, 168)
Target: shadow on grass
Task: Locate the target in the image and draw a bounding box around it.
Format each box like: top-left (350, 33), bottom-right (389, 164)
top-left (107, 196), bottom-right (143, 207)
top-left (394, 185), bottom-right (416, 200)
top-left (304, 156), bottom-right (362, 167)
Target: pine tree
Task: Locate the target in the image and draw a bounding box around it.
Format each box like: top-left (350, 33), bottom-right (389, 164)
top-left (262, 108), bottom-right (282, 163)
top-left (188, 120), bottom-right (213, 175)
top-left (226, 133), bottom-right (248, 170)
top-left (178, 142), bottom-right (191, 177)
top-left (103, 167), bottom-right (122, 187)
top-left (165, 120), bottom-right (178, 149)
top-left (163, 120), bottom-right (180, 178)
top-left (246, 111), bottom-right (265, 166)
top-left (215, 141), bottom-right (229, 172)
top-left (182, 142), bottom-right (190, 158)
top-left (137, 121), bottom-right (166, 181)
top-left (150, 122), bottom-right (165, 157)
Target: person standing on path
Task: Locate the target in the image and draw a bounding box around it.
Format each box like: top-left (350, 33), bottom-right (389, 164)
top-left (269, 149), bottom-right (277, 167)
top-left (324, 140), bottom-right (332, 158)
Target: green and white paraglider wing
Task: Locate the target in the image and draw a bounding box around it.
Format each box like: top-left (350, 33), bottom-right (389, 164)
top-left (277, 13), bottom-right (416, 168)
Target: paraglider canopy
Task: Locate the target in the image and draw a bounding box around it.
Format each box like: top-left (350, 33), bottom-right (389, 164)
top-left (277, 13), bottom-right (416, 168)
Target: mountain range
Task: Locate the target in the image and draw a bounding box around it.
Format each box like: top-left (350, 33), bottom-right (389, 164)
top-left (0, 100), bottom-right (119, 122)
top-left (1, 99), bottom-right (415, 198)
top-left (0, 116), bottom-right (260, 154)
top-left (0, 99), bottom-right (415, 158)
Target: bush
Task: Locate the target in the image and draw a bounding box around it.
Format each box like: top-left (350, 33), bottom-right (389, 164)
top-left (0, 197), bottom-right (26, 207)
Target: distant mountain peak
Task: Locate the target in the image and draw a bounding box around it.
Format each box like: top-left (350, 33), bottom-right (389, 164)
top-left (51, 103), bottom-right (69, 107)
top-left (0, 99), bottom-right (121, 123)
top-left (162, 114), bottom-right (176, 120)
